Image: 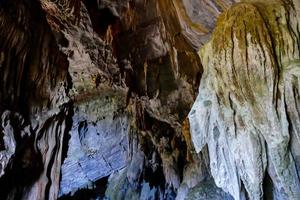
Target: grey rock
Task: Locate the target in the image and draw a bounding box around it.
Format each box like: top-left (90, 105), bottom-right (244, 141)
top-left (0, 111), bottom-right (31, 178)
top-left (189, 1), bottom-right (300, 199)
top-left (186, 179), bottom-right (234, 200)
top-left (59, 114), bottom-right (129, 196)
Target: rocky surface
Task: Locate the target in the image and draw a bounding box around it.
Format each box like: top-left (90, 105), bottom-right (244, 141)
top-left (59, 114), bottom-right (129, 196)
top-left (0, 0), bottom-right (299, 200)
top-left (189, 0), bottom-right (300, 199)
top-left (0, 0), bottom-right (72, 199)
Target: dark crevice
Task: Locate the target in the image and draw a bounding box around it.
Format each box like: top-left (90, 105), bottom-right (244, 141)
top-left (60, 104), bottom-right (74, 168)
top-left (58, 176), bottom-right (109, 200)
top-left (0, 132), bottom-right (43, 199)
top-left (83, 0), bottom-right (120, 38)
top-left (263, 172), bottom-right (277, 200)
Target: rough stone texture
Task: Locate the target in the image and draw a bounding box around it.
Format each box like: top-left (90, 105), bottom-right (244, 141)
top-left (189, 0), bottom-right (300, 199)
top-left (0, 111), bottom-right (30, 178)
top-left (1, 0), bottom-right (299, 200)
top-left (59, 114), bottom-right (129, 196)
top-left (40, 0), bottom-right (207, 199)
top-left (39, 0), bottom-right (131, 197)
top-left (174, 0), bottom-right (239, 48)
top-left (186, 179), bottom-right (234, 200)
top-left (0, 0), bottom-right (72, 199)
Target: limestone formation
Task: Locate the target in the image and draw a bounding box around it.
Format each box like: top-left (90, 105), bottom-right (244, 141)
top-left (189, 0), bottom-right (300, 199)
top-left (0, 0), bottom-right (299, 199)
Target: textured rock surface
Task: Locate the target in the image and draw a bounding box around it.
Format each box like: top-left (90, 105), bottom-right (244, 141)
top-left (59, 114), bottom-right (129, 196)
top-left (189, 0), bottom-right (300, 199)
top-left (186, 179), bottom-right (233, 200)
top-left (0, 111), bottom-right (30, 178)
top-left (0, 0), bottom-right (72, 199)
top-left (1, 0), bottom-right (299, 199)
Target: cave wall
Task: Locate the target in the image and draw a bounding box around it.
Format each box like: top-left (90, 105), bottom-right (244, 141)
top-left (0, 0), bottom-right (299, 200)
top-left (0, 0), bottom-right (72, 199)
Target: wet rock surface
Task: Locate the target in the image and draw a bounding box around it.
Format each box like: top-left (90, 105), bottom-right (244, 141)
top-left (0, 0), bottom-right (299, 200)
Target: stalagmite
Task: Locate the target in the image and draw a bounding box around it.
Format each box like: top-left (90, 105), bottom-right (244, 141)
top-left (189, 1), bottom-right (300, 199)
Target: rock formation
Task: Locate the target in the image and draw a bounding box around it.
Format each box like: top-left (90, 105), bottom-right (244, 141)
top-left (189, 0), bottom-right (300, 199)
top-left (0, 0), bottom-right (299, 199)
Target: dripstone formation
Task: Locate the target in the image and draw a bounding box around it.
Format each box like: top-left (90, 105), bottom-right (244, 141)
top-left (0, 0), bottom-right (299, 200)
